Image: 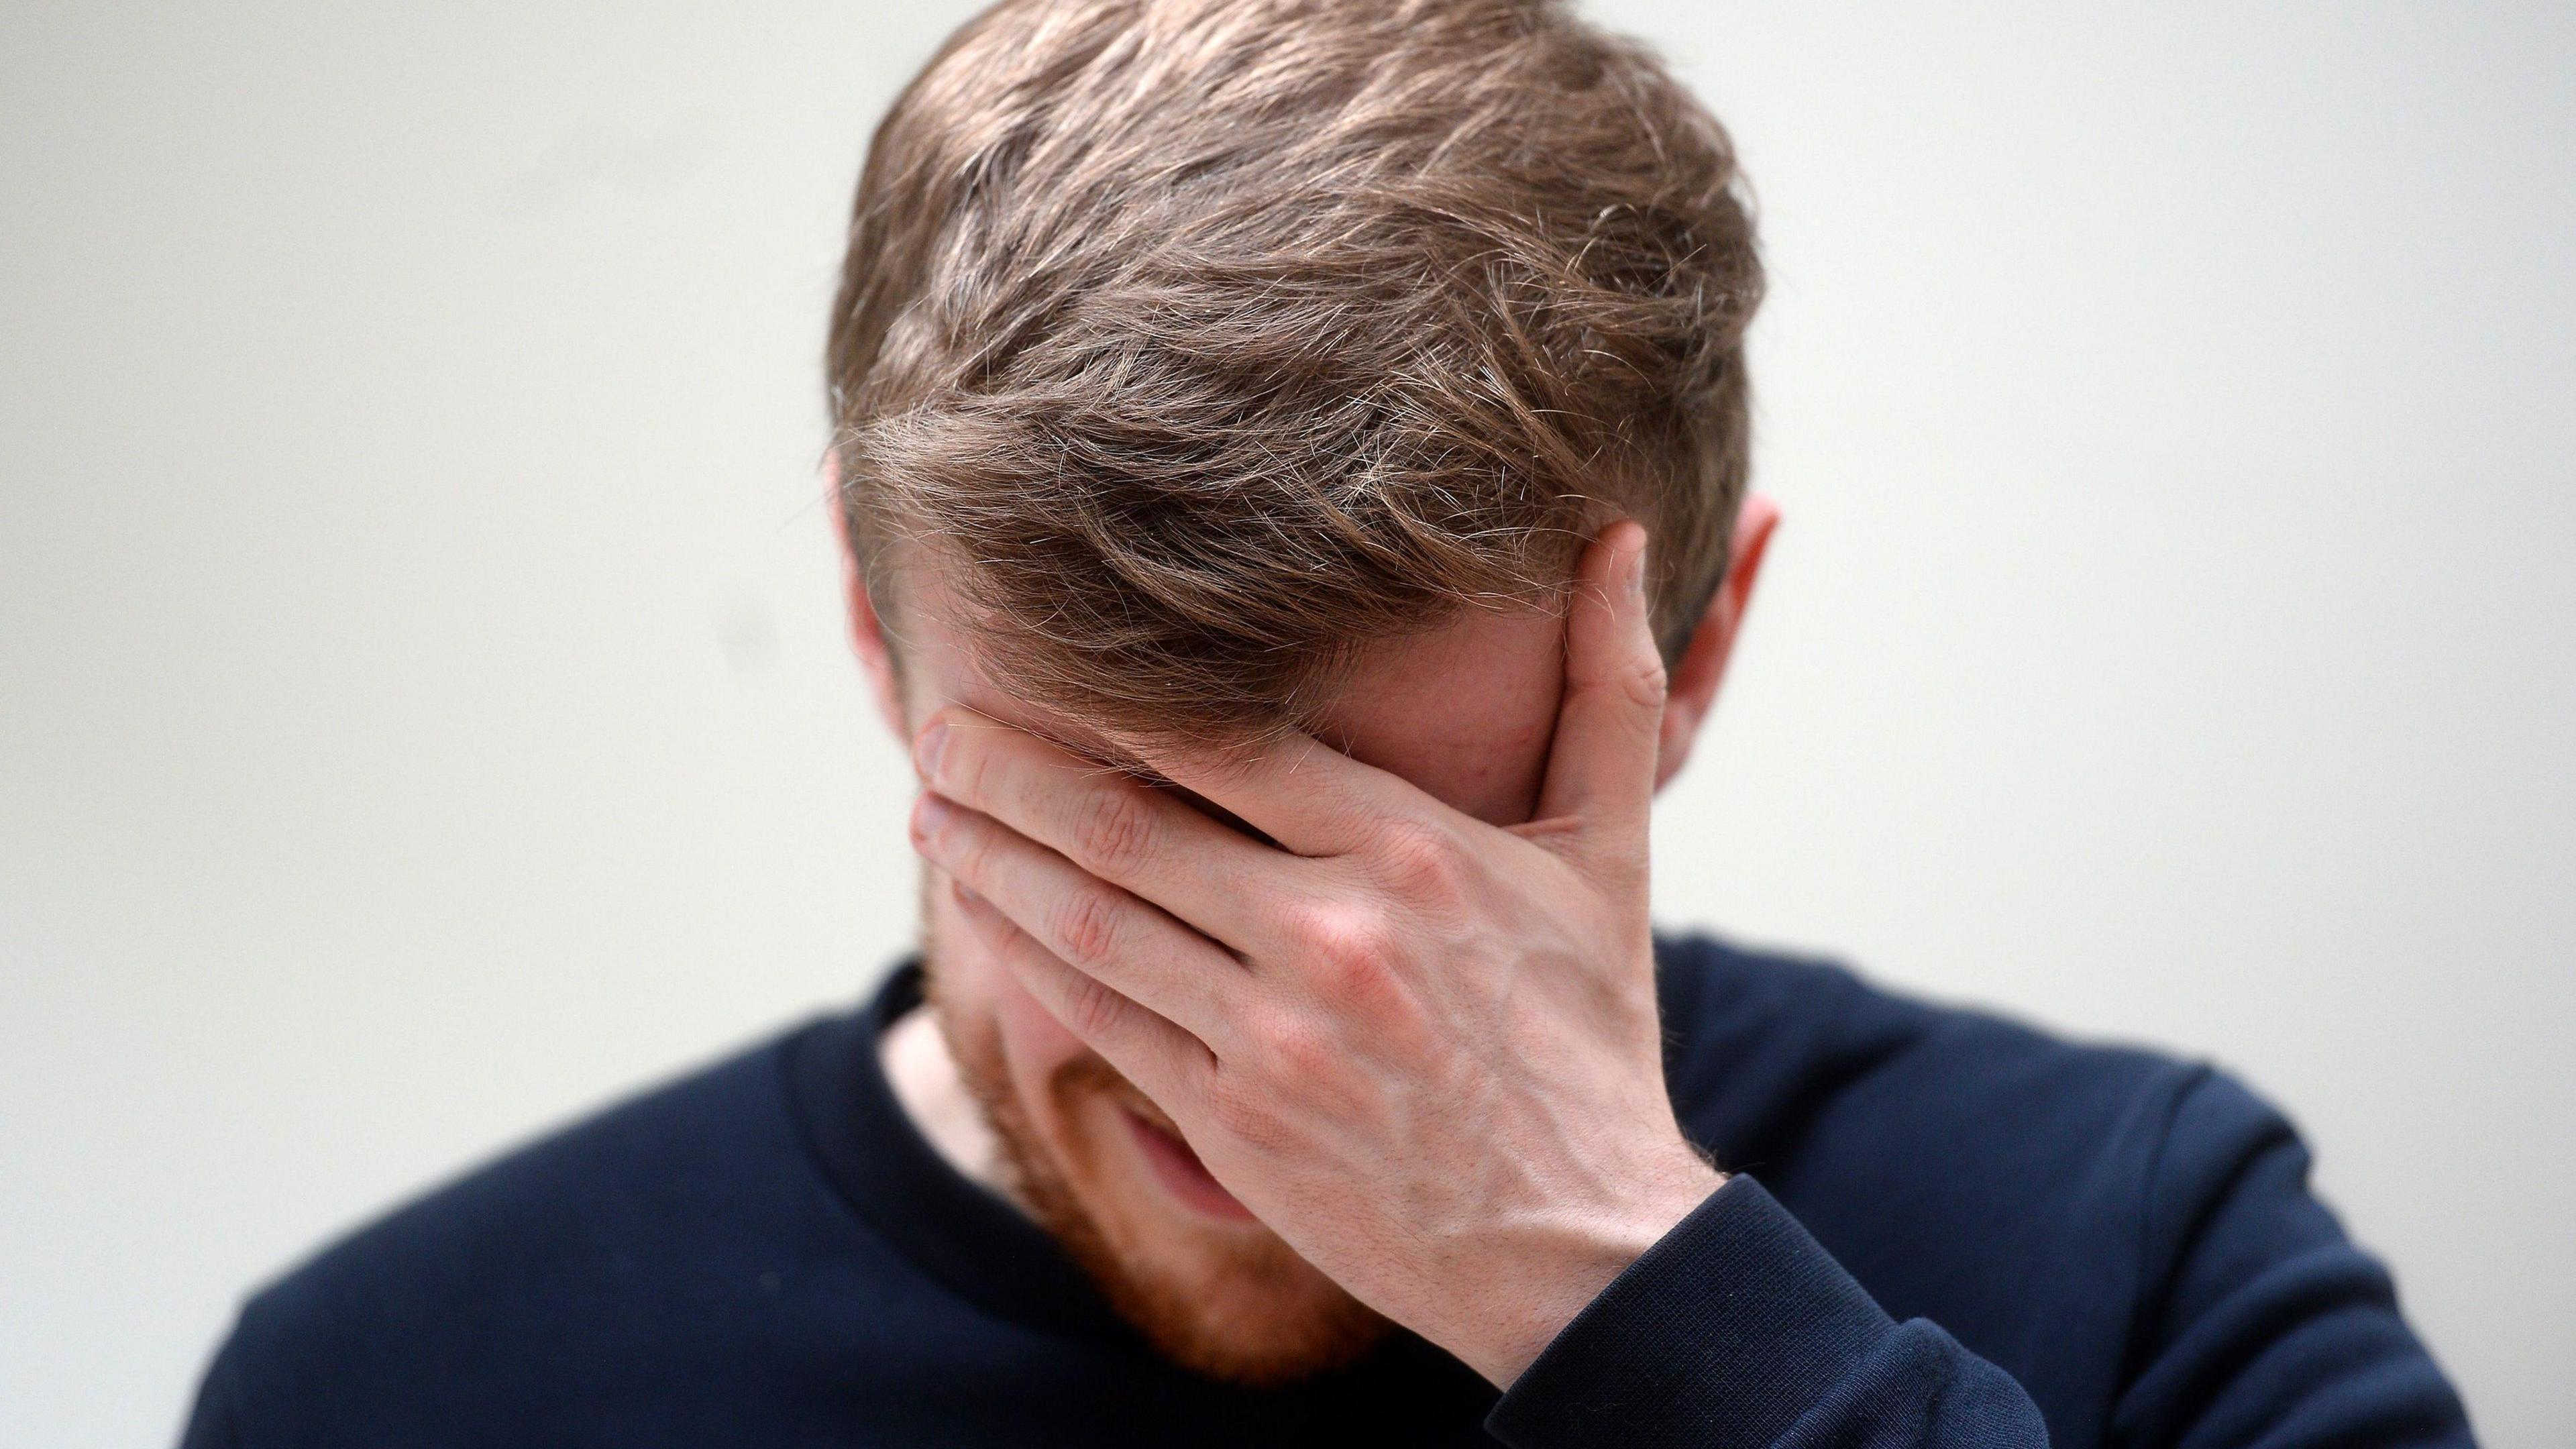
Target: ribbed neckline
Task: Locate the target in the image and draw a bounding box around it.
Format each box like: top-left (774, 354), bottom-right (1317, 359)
top-left (783, 959), bottom-right (1146, 1344)
top-left (779, 958), bottom-right (1501, 1420)
top-left (780, 945), bottom-right (1750, 1341)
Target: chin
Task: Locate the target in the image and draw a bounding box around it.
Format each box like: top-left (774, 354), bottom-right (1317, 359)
top-left (933, 977), bottom-right (1389, 1385)
top-left (1046, 1087), bottom-right (1392, 1385)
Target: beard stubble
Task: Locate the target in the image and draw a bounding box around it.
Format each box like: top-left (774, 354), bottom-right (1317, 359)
top-left (922, 936), bottom-right (1390, 1386)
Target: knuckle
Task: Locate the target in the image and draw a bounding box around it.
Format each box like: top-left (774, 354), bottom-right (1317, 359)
top-left (1045, 884), bottom-right (1125, 969)
top-left (1289, 899), bottom-right (1384, 966)
top-left (1373, 822), bottom-right (1465, 906)
top-left (1619, 653), bottom-right (1670, 710)
top-left (1288, 902), bottom-right (1398, 1006)
top-left (1061, 969), bottom-right (1129, 1041)
top-left (1067, 786), bottom-right (1157, 877)
top-left (1245, 1008), bottom-right (1376, 1126)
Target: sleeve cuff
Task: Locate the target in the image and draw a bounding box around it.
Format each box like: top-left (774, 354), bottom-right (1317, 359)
top-left (1486, 1175), bottom-right (1898, 1449)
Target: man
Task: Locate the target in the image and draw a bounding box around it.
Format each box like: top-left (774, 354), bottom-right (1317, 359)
top-left (181, 0), bottom-right (2473, 1444)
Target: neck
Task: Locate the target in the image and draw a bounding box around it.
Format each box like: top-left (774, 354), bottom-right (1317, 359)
top-left (879, 1002), bottom-right (1010, 1198)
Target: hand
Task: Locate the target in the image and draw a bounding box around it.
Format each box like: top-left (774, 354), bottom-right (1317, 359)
top-left (906, 521), bottom-right (1722, 1388)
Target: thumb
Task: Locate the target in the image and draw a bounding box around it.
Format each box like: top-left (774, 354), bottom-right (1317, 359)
top-left (1532, 521), bottom-right (1666, 841)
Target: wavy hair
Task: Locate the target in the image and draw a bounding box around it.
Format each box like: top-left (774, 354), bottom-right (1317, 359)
top-left (828, 0), bottom-right (1763, 742)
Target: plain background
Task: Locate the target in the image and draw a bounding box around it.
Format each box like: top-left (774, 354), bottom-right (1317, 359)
top-left (5, 1), bottom-right (2571, 1443)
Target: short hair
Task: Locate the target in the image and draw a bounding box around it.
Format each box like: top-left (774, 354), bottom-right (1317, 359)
top-left (828, 0), bottom-right (1762, 743)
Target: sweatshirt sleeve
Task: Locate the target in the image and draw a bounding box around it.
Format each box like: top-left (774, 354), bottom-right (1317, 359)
top-left (1487, 1072), bottom-right (2475, 1449)
top-left (2107, 1069), bottom-right (2473, 1448)
top-left (1485, 1175), bottom-right (2049, 1449)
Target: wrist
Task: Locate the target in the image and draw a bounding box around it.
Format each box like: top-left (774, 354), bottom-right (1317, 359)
top-left (1452, 1149), bottom-right (1726, 1389)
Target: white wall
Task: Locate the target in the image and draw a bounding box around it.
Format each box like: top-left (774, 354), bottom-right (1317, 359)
top-left (3, 2), bottom-right (2568, 1443)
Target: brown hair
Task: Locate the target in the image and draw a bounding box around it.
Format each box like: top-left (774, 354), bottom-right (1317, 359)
top-left (828, 0), bottom-right (1762, 743)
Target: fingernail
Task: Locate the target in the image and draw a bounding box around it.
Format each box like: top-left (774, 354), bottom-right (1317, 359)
top-left (913, 718), bottom-right (950, 779)
top-left (949, 877), bottom-right (983, 910)
top-left (1627, 537), bottom-right (1649, 601)
top-left (911, 792), bottom-right (955, 847)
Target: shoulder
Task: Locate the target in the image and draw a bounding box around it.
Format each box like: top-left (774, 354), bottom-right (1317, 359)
top-left (1651, 934), bottom-right (2304, 1393)
top-left (200, 1023), bottom-right (844, 1443)
top-left (249, 1028), bottom-right (812, 1322)
top-left (1648, 935), bottom-right (2468, 1448)
top-left (1654, 931), bottom-right (2220, 1183)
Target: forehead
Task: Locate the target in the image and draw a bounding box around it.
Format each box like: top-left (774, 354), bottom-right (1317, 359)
top-left (896, 581), bottom-right (1568, 827)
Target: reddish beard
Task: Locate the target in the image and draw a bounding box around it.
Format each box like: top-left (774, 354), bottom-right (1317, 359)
top-left (925, 953), bottom-right (1389, 1385)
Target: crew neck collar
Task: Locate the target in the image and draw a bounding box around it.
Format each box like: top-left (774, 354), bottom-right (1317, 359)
top-left (786, 959), bottom-right (1142, 1344)
top-left (782, 959), bottom-right (1499, 1415)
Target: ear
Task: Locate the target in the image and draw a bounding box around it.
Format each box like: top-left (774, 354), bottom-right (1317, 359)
top-left (1654, 492), bottom-right (1780, 792)
top-left (826, 452), bottom-right (911, 741)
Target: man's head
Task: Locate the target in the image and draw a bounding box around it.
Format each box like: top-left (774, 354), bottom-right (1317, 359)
top-left (825, 0), bottom-right (1769, 1385)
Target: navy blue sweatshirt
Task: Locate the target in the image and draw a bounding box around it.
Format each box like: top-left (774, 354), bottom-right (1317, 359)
top-left (179, 936), bottom-right (2473, 1446)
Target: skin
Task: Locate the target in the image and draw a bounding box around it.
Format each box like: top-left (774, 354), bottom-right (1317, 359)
top-left (849, 498), bottom-right (1780, 1390)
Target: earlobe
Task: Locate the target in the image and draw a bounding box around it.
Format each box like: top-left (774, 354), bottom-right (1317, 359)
top-left (1652, 494), bottom-right (1780, 792)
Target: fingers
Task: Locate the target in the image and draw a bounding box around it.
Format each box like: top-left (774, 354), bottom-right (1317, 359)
top-left (912, 792), bottom-right (1248, 1049)
top-left (1532, 521), bottom-right (1664, 837)
top-left (915, 708), bottom-right (1299, 949)
top-left (947, 880), bottom-right (1214, 1112)
top-left (1133, 727), bottom-right (1409, 859)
